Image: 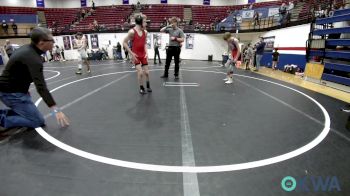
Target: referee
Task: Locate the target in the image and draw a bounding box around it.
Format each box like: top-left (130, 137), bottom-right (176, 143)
top-left (160, 17), bottom-right (184, 79)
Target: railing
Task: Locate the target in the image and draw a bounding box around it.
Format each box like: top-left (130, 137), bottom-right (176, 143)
top-left (0, 26), bottom-right (35, 37)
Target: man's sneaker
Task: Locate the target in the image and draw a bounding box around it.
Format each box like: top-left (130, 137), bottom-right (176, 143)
top-left (223, 77), bottom-right (229, 81)
top-left (174, 76), bottom-right (179, 80)
top-left (75, 71), bottom-right (82, 74)
top-left (147, 87), bottom-right (152, 92)
top-left (1, 127), bottom-right (28, 136)
top-left (0, 127), bottom-right (28, 144)
top-left (160, 75), bottom-right (168, 78)
top-left (225, 78), bottom-right (233, 84)
top-left (341, 105), bottom-right (350, 113)
top-left (87, 69), bottom-right (91, 73)
top-left (139, 89), bottom-right (147, 94)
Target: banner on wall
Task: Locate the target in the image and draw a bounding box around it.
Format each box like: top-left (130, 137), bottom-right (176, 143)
top-left (263, 36), bottom-right (275, 52)
top-left (203, 0), bottom-right (210, 5)
top-left (63, 36), bottom-right (71, 50)
top-left (36, 0), bottom-right (45, 8)
top-left (161, 0), bottom-right (167, 3)
top-left (71, 35), bottom-right (89, 49)
top-left (123, 0), bottom-right (129, 5)
top-left (185, 34), bottom-right (194, 49)
top-left (80, 0), bottom-right (87, 7)
top-left (153, 34), bottom-right (162, 49)
top-left (268, 8), bottom-right (280, 17)
top-left (90, 34), bottom-right (99, 49)
top-left (242, 10), bottom-right (255, 19)
top-left (146, 33), bottom-right (152, 49)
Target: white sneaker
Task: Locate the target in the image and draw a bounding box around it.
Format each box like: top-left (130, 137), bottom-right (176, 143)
top-left (225, 78), bottom-right (233, 84)
top-left (223, 77), bottom-right (229, 81)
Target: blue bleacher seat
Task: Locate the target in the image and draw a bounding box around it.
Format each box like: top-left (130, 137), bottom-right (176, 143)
top-left (326, 39), bottom-right (350, 46)
top-left (322, 73), bottom-right (350, 86)
top-left (333, 8), bottom-right (350, 16)
top-left (325, 62), bottom-right (350, 72)
top-left (315, 13), bottom-right (350, 25)
top-left (313, 27), bottom-right (350, 35)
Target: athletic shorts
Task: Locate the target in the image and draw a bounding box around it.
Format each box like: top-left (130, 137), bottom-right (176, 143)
top-left (78, 50), bottom-right (88, 60)
top-left (226, 59), bottom-right (236, 72)
top-left (133, 55), bottom-right (148, 66)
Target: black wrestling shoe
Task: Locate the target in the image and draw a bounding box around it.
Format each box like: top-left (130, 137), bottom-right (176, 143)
top-left (139, 88), bottom-right (147, 95)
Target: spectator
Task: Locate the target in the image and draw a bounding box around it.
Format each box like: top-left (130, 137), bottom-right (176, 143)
top-left (93, 19), bottom-right (99, 30)
top-left (254, 37), bottom-right (266, 71)
top-left (271, 48), bottom-right (279, 70)
top-left (163, 17), bottom-right (168, 26)
top-left (153, 38), bottom-right (161, 65)
top-left (123, 45), bottom-right (129, 60)
top-left (136, 1), bottom-right (141, 10)
top-left (52, 21), bottom-right (58, 33)
top-left (116, 42), bottom-right (122, 60)
top-left (4, 40), bottom-right (13, 58)
top-left (2, 20), bottom-right (8, 34)
top-left (92, 0), bottom-right (96, 10)
top-left (279, 3), bottom-right (287, 25)
top-left (249, 3), bottom-right (254, 9)
top-left (244, 43), bottom-right (254, 70)
top-left (81, 9), bottom-right (86, 19)
top-left (61, 46), bottom-right (66, 61)
top-left (287, 1), bottom-right (294, 12)
top-left (253, 11), bottom-right (260, 28)
top-left (194, 22), bottom-right (200, 31)
top-left (89, 23), bottom-right (93, 31)
top-left (11, 22), bottom-right (18, 36)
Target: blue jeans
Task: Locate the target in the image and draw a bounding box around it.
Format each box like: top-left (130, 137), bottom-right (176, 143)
top-left (256, 54), bottom-right (263, 71)
top-left (0, 92), bottom-right (45, 128)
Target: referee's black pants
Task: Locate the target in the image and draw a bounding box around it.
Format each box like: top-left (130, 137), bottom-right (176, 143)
top-left (164, 46), bottom-right (180, 77)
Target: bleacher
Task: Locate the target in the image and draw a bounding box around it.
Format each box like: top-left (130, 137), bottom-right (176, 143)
top-left (141, 5), bottom-right (183, 29)
top-left (70, 6), bottom-right (132, 32)
top-left (307, 7), bottom-right (350, 87)
top-left (191, 1), bottom-right (281, 26)
top-left (192, 5), bottom-right (242, 26)
top-left (44, 8), bottom-right (81, 31)
top-left (0, 6), bottom-right (36, 14)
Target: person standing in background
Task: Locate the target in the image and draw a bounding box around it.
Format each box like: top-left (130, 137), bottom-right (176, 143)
top-left (254, 37), bottom-right (266, 71)
top-left (160, 17), bottom-right (185, 79)
top-left (4, 40), bottom-right (13, 58)
top-left (74, 32), bottom-right (91, 74)
top-left (11, 22), bottom-right (18, 36)
top-left (153, 38), bottom-right (161, 65)
top-left (272, 48), bottom-right (279, 70)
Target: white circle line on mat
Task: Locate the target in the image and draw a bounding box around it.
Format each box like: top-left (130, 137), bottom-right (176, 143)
top-left (34, 69), bottom-right (330, 173)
